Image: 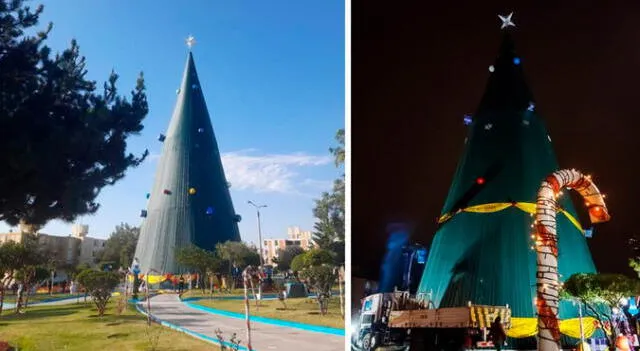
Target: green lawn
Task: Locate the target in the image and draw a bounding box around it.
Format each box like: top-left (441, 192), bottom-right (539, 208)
top-left (193, 296), bottom-right (344, 329)
top-left (0, 301), bottom-right (219, 351)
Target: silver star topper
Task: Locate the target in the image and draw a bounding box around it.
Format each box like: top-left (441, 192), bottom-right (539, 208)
top-left (498, 12), bottom-right (516, 30)
top-left (186, 35), bottom-right (196, 50)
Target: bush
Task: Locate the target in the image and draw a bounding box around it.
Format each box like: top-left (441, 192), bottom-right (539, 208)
top-left (290, 249), bottom-right (334, 272)
top-left (76, 269), bottom-right (120, 316)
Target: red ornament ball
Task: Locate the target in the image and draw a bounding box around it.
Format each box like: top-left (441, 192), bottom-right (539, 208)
top-left (476, 177), bottom-right (485, 185)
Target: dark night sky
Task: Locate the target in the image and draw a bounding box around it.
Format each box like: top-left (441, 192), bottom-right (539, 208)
top-left (352, 1), bottom-right (640, 280)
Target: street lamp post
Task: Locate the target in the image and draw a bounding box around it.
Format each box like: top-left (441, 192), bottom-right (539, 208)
top-left (248, 201), bottom-right (267, 300)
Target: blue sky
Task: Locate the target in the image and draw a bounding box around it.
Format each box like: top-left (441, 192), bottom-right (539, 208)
top-left (0, 1), bottom-right (344, 244)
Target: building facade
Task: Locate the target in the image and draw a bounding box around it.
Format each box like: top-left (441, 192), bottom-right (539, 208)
top-left (263, 226), bottom-right (315, 266)
top-left (0, 223), bottom-right (106, 267)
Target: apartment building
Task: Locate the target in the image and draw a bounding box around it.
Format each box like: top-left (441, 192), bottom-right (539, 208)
top-left (0, 223), bottom-right (106, 267)
top-left (263, 226), bottom-right (315, 266)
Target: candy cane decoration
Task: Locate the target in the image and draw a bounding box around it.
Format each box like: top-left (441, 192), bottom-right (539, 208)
top-left (535, 169), bottom-right (610, 351)
top-left (242, 265), bottom-right (262, 351)
top-left (242, 266), bottom-right (254, 351)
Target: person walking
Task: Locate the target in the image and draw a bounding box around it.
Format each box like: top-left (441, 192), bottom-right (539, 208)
top-left (178, 275), bottom-right (185, 295)
top-left (489, 316), bottom-right (507, 351)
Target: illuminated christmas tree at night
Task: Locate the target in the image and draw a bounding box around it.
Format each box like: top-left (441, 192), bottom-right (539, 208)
top-left (416, 14), bottom-right (603, 347)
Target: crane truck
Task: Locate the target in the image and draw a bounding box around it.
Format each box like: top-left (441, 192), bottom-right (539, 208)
top-left (352, 291), bottom-right (512, 351)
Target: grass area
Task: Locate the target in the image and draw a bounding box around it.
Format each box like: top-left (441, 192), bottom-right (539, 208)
top-left (2, 293), bottom-right (76, 304)
top-left (194, 296), bottom-right (344, 329)
top-left (0, 300), bottom-right (220, 351)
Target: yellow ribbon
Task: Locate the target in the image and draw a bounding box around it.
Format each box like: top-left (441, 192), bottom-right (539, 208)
top-left (126, 275), bottom-right (168, 284)
top-left (439, 202), bottom-right (584, 233)
top-left (506, 317), bottom-right (599, 339)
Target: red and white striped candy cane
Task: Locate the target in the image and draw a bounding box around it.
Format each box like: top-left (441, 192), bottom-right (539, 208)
top-left (242, 266), bottom-right (255, 351)
top-left (535, 169), bottom-right (610, 351)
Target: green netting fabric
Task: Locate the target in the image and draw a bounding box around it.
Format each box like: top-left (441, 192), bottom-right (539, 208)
top-left (133, 52), bottom-right (241, 274)
top-left (417, 34), bottom-right (598, 341)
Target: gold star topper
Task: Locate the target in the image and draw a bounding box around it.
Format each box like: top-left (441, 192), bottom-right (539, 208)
top-left (186, 35), bottom-right (196, 50)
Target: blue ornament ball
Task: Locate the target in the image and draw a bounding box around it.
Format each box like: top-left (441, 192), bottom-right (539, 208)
top-left (206, 206), bottom-right (214, 215)
top-left (513, 57), bottom-right (521, 65)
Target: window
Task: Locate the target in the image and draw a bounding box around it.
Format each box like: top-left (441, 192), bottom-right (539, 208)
top-left (362, 314), bottom-right (374, 325)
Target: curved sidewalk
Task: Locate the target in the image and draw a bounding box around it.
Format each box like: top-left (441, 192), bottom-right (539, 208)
top-left (142, 294), bottom-right (344, 351)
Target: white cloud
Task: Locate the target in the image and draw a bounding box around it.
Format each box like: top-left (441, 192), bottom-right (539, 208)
top-left (221, 150), bottom-right (332, 194)
top-left (148, 152), bottom-right (161, 161)
top-left (146, 149), bottom-right (332, 194)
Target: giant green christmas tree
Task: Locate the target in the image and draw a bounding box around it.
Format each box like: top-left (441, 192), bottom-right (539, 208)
top-left (134, 43), bottom-right (241, 274)
top-left (416, 17), bottom-right (597, 346)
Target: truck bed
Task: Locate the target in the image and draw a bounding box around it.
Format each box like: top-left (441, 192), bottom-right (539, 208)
top-left (388, 305), bottom-right (511, 329)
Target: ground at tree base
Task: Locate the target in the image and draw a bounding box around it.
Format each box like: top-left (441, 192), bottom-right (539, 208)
top-left (0, 301), bottom-right (217, 351)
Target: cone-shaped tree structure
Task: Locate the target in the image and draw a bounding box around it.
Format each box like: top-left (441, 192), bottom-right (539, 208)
top-left (134, 51), bottom-right (241, 274)
top-left (417, 33), bottom-right (597, 345)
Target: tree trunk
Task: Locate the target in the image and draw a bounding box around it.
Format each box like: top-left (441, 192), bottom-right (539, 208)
top-left (0, 287), bottom-right (4, 316)
top-left (317, 297), bottom-right (323, 315)
top-left (24, 284), bottom-right (31, 311)
top-left (338, 266), bottom-right (344, 319)
top-left (14, 289), bottom-right (22, 314)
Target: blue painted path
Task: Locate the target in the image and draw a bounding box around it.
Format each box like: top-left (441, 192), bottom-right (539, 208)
top-left (140, 293), bottom-right (343, 351)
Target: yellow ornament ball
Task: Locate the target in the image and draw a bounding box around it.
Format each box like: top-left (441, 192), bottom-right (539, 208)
top-left (189, 188), bottom-right (196, 195)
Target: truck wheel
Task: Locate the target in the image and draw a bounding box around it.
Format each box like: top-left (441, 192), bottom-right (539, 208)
top-left (362, 333), bottom-right (375, 351)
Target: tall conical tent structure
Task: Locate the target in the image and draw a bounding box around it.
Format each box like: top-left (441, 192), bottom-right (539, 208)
top-left (417, 19), bottom-right (596, 345)
top-left (134, 45), bottom-right (241, 274)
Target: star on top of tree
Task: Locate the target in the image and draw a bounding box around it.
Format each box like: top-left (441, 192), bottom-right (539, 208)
top-left (498, 12), bottom-right (516, 30)
top-left (186, 35), bottom-right (196, 50)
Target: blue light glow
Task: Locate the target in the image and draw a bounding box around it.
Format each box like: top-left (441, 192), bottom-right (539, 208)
top-left (206, 206), bottom-right (214, 215)
top-left (585, 227), bottom-right (594, 238)
top-left (379, 226), bottom-right (410, 293)
top-left (463, 114), bottom-right (473, 125)
top-left (416, 248), bottom-right (427, 264)
top-left (629, 297), bottom-right (639, 316)
top-left (528, 102), bottom-right (535, 112)
top-left (513, 57), bottom-right (521, 65)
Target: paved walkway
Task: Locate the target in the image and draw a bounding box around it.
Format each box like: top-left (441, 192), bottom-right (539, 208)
top-left (2, 295), bottom-right (88, 310)
top-left (142, 294), bottom-right (344, 351)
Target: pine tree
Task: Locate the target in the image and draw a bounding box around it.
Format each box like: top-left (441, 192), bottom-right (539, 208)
top-left (0, 1), bottom-right (148, 226)
top-left (312, 129), bottom-right (345, 248)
